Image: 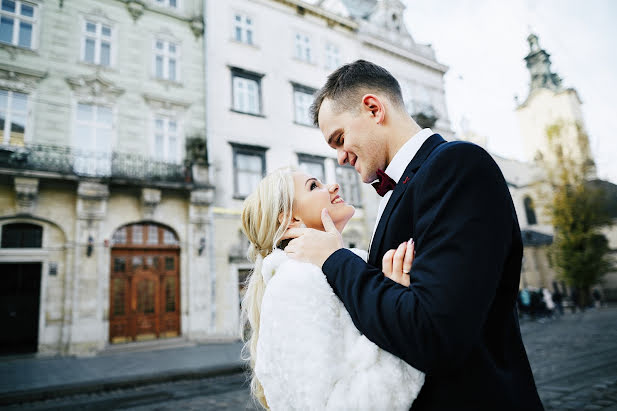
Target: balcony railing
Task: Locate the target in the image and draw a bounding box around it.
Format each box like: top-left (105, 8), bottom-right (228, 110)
top-left (0, 143), bottom-right (189, 184)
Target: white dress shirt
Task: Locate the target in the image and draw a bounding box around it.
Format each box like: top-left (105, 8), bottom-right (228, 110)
top-left (369, 128), bottom-right (434, 250)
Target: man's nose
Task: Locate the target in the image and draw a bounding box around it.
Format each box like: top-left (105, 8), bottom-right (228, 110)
top-left (337, 149), bottom-right (348, 166)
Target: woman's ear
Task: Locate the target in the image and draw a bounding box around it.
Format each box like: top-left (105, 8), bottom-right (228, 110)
top-left (278, 213), bottom-right (303, 228)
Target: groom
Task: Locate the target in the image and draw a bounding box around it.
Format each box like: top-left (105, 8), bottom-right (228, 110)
top-left (283, 60), bottom-right (543, 410)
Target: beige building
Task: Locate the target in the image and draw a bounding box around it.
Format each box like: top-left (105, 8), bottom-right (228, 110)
top-left (0, 0), bottom-right (216, 356)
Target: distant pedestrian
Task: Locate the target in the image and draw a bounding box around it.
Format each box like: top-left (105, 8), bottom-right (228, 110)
top-left (552, 288), bottom-right (564, 316)
top-left (519, 288), bottom-right (531, 318)
top-left (542, 288), bottom-right (555, 317)
top-left (570, 288), bottom-right (579, 313)
top-left (592, 289), bottom-right (602, 309)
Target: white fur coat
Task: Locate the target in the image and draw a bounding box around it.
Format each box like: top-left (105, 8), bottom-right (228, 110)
top-left (255, 249), bottom-right (425, 410)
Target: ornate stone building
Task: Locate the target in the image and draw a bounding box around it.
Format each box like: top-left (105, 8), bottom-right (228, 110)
top-left (0, 0), bottom-right (214, 356)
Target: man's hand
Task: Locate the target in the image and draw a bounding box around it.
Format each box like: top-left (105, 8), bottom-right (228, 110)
top-left (283, 208), bottom-right (344, 267)
top-left (382, 239), bottom-right (414, 287)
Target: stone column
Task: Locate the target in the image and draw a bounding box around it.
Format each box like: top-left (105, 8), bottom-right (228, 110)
top-left (185, 187), bottom-right (215, 340)
top-left (68, 181), bottom-right (109, 355)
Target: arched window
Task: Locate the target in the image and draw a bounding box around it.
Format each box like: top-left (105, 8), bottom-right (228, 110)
top-left (524, 196), bottom-right (537, 226)
top-left (1, 223), bottom-right (42, 248)
top-left (111, 223), bottom-right (178, 247)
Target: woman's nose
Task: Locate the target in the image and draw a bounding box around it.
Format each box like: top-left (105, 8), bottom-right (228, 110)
top-left (329, 183), bottom-right (339, 193)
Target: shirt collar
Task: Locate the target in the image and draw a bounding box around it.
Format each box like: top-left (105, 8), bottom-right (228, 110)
top-left (384, 128), bottom-right (433, 183)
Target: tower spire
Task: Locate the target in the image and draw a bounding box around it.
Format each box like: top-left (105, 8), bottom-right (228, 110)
top-left (524, 33), bottom-right (562, 94)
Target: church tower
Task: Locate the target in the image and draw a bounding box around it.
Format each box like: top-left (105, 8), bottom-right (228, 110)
top-left (516, 33), bottom-right (595, 175)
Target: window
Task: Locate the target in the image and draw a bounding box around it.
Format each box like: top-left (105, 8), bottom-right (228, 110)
top-left (154, 0), bottom-right (177, 9)
top-left (231, 67), bottom-right (263, 116)
top-left (0, 0), bottom-right (36, 49)
top-left (298, 154), bottom-right (325, 183)
top-left (233, 13), bottom-right (253, 45)
top-left (0, 89), bottom-right (27, 146)
top-left (154, 39), bottom-right (179, 82)
top-left (1, 223), bottom-right (42, 248)
top-left (325, 43), bottom-right (340, 70)
top-left (336, 164), bottom-right (362, 207)
top-left (232, 143), bottom-right (267, 199)
top-left (524, 196), bottom-right (537, 225)
top-left (153, 115), bottom-right (181, 163)
top-left (294, 33), bottom-right (311, 63)
top-left (74, 103), bottom-right (113, 176)
top-left (292, 84), bottom-right (315, 126)
top-left (82, 20), bottom-right (112, 67)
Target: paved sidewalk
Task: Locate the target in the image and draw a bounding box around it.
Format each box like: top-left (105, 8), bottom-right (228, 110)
top-left (0, 341), bottom-right (245, 405)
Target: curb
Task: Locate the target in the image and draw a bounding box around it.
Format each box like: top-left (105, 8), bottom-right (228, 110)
top-left (0, 362), bottom-right (246, 406)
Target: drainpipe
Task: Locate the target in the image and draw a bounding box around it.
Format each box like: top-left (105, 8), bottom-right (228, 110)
top-left (202, 0), bottom-right (217, 335)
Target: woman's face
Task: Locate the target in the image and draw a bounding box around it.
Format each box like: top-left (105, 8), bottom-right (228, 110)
top-left (291, 171), bottom-right (355, 232)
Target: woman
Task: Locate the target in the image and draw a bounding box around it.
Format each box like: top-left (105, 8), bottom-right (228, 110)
top-left (241, 167), bottom-right (424, 410)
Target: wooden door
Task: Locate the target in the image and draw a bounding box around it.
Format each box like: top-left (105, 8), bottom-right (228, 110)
top-left (109, 223), bottom-right (180, 343)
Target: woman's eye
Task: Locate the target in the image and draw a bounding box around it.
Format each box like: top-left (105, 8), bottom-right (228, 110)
top-left (310, 181), bottom-right (317, 190)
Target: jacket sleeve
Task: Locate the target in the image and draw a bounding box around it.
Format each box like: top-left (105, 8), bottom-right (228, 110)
top-left (322, 143), bottom-right (516, 375)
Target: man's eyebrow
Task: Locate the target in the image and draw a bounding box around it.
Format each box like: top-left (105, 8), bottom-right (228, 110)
top-left (305, 178), bottom-right (317, 188)
top-left (327, 128), bottom-right (343, 145)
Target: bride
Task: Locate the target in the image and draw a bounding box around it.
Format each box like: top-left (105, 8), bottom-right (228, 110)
top-left (240, 167), bottom-right (424, 410)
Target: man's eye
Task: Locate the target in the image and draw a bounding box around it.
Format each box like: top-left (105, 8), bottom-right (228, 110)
top-left (337, 137), bottom-right (342, 146)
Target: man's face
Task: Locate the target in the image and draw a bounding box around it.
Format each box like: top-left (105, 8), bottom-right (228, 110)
top-left (318, 98), bottom-right (386, 184)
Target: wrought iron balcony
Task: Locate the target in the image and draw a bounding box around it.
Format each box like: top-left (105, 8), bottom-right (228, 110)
top-left (0, 143), bottom-right (190, 184)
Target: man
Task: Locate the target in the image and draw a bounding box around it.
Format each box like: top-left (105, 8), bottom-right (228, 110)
top-left (284, 60), bottom-right (543, 410)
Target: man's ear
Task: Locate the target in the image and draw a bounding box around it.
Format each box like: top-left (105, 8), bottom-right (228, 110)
top-left (361, 94), bottom-right (385, 125)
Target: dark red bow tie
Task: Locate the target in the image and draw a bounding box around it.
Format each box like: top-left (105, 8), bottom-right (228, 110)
top-left (372, 169), bottom-right (396, 197)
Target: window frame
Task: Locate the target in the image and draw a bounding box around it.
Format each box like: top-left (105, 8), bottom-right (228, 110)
top-left (324, 42), bottom-right (340, 70)
top-left (230, 67), bottom-right (264, 117)
top-left (151, 111), bottom-right (183, 164)
top-left (0, 0), bottom-right (38, 50)
top-left (80, 18), bottom-right (115, 67)
top-left (230, 142), bottom-right (267, 200)
top-left (72, 101), bottom-right (115, 176)
top-left (232, 12), bottom-right (254, 45)
top-left (336, 163), bottom-right (362, 207)
top-left (292, 83), bottom-right (316, 127)
top-left (152, 0), bottom-right (179, 10)
top-left (297, 153), bottom-right (326, 183)
top-left (294, 32), bottom-right (312, 63)
top-left (0, 88), bottom-right (29, 146)
top-left (152, 37), bottom-right (181, 83)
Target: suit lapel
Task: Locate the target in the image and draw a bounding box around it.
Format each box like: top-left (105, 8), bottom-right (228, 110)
top-left (368, 134), bottom-right (446, 265)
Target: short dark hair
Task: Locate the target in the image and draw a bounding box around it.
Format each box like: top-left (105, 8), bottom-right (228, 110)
top-left (310, 60), bottom-right (405, 126)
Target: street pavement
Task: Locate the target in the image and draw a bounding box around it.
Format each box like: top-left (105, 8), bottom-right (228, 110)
top-left (2, 307), bottom-right (616, 410)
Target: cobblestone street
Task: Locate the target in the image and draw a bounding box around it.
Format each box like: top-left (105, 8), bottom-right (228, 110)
top-left (6, 307), bottom-right (617, 410)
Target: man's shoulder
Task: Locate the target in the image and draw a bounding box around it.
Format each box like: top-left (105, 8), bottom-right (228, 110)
top-left (419, 140), bottom-right (497, 176)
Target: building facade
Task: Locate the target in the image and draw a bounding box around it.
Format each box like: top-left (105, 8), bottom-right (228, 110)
top-left (0, 0), bottom-right (215, 356)
top-left (0, 0), bottom-right (453, 356)
top-left (204, 0), bottom-right (453, 338)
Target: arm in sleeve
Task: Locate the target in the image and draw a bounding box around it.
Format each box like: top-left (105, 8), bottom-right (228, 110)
top-left (322, 143), bottom-right (515, 375)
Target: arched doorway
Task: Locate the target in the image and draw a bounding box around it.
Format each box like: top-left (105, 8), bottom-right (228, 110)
top-left (0, 223), bottom-right (43, 354)
top-left (109, 223), bottom-right (180, 343)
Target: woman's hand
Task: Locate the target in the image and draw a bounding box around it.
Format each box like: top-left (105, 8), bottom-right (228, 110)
top-left (382, 239), bottom-right (415, 287)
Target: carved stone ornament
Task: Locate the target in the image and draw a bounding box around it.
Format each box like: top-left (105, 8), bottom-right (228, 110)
top-left (66, 72), bottom-right (125, 105)
top-left (0, 63), bottom-right (48, 93)
top-left (77, 182), bottom-right (109, 220)
top-left (141, 188), bottom-right (161, 219)
top-left (125, 0), bottom-right (145, 21)
top-left (14, 177), bottom-right (39, 215)
top-left (190, 188), bottom-right (214, 206)
top-left (142, 93), bottom-right (191, 111)
top-left (190, 16), bottom-right (204, 38)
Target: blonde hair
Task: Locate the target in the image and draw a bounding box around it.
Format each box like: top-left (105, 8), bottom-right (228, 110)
top-left (240, 167), bottom-right (295, 410)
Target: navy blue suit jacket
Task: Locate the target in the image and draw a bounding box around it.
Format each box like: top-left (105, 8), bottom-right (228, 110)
top-left (322, 134), bottom-right (543, 410)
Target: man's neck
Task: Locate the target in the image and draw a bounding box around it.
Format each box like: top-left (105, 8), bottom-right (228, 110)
top-left (385, 116), bottom-right (422, 167)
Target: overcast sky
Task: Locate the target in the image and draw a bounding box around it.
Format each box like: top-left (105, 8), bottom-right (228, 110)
top-left (403, 0), bottom-right (617, 183)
